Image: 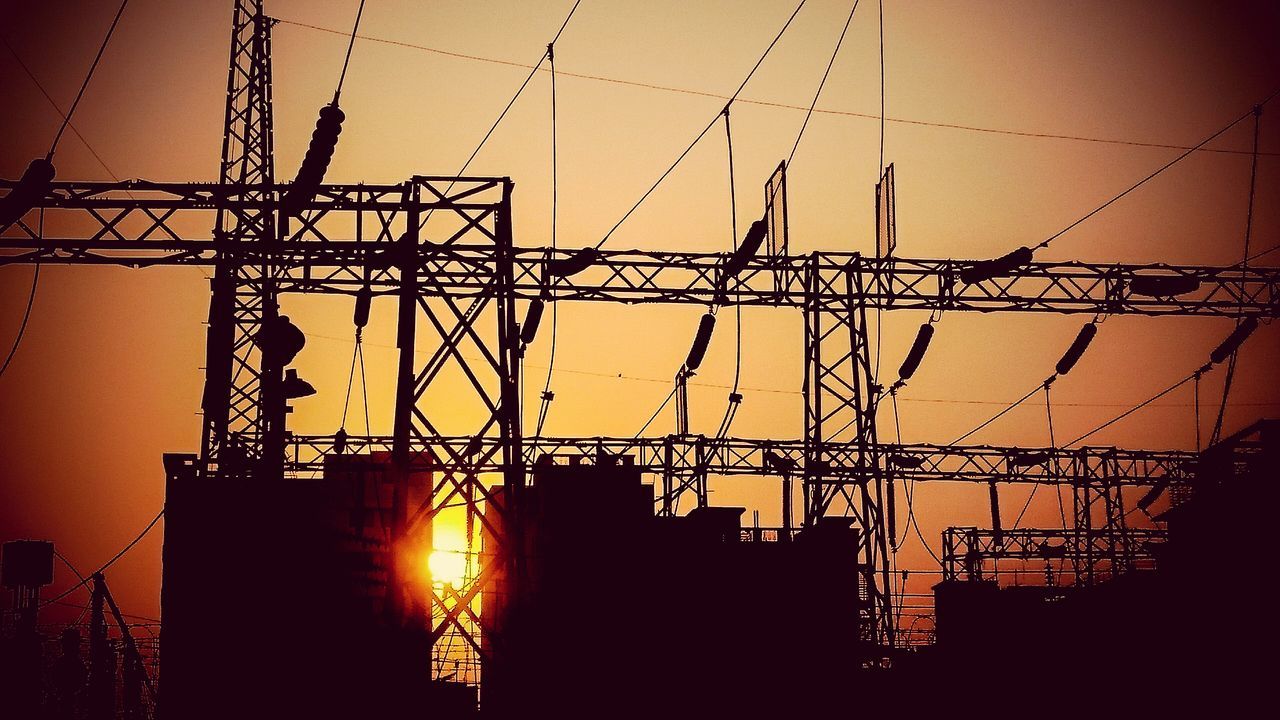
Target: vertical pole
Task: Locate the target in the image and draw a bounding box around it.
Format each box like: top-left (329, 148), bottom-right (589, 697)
top-left (391, 183), bottom-right (420, 626)
top-left (87, 574), bottom-right (114, 720)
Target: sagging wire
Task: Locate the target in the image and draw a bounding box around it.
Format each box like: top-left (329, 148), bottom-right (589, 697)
top-left (425, 0), bottom-right (583, 225)
top-left (0, 211), bottom-right (42, 382)
top-left (943, 89), bottom-right (1278, 290)
top-left (48, 0), bottom-right (131, 159)
top-left (1046, 382), bottom-right (1068, 531)
top-left (709, 0), bottom-right (862, 439)
top-left (1009, 384), bottom-right (1067, 532)
top-left (1209, 104), bottom-right (1262, 447)
top-left (2, 2), bottom-right (131, 375)
top-left (534, 42), bottom-right (562, 437)
top-left (889, 385), bottom-right (941, 564)
top-left (1064, 304), bottom-right (1258, 449)
top-left (594, 0), bottom-right (809, 250)
top-left (713, 107), bottom-right (744, 440)
top-left (873, 0), bottom-right (884, 387)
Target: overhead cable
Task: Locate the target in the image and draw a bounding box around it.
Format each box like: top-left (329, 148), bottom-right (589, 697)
top-left (594, 0), bottom-right (809, 250)
top-left (276, 18), bottom-right (1279, 157)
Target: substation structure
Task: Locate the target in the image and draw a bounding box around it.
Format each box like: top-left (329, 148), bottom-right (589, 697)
top-left (3, 0), bottom-right (1280, 709)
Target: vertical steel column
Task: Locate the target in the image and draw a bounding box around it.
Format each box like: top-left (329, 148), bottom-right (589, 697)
top-left (802, 253), bottom-right (895, 653)
top-left (200, 0), bottom-right (276, 477)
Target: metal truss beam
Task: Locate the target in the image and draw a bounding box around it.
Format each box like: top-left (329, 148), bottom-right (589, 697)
top-left (287, 435), bottom-right (1195, 485)
top-left (940, 527), bottom-right (1165, 584)
top-left (3, 181), bottom-right (1278, 318)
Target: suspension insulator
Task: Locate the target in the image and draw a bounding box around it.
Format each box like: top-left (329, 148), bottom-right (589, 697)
top-left (958, 246), bottom-right (1033, 285)
top-left (520, 299), bottom-right (545, 345)
top-left (0, 157), bottom-right (56, 228)
top-left (722, 217), bottom-right (768, 279)
top-left (684, 312), bottom-right (716, 371)
top-left (1054, 322), bottom-right (1097, 376)
top-left (1210, 316), bottom-right (1258, 364)
top-left (283, 103), bottom-right (345, 215)
top-left (546, 246), bottom-right (599, 278)
top-left (897, 323), bottom-right (935, 381)
top-left (353, 285), bottom-right (372, 329)
top-left (1130, 274), bottom-right (1200, 298)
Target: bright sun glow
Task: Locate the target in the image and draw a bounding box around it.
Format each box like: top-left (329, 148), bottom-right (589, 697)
top-left (428, 549), bottom-right (468, 587)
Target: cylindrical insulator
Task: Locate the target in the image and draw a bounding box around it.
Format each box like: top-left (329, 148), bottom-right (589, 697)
top-left (353, 286), bottom-right (372, 329)
top-left (723, 218), bottom-right (768, 278)
top-left (988, 481), bottom-right (1003, 543)
top-left (1054, 322), bottom-right (1097, 376)
top-left (0, 157), bottom-right (56, 227)
top-left (897, 323), bottom-right (935, 380)
top-left (546, 247), bottom-right (599, 278)
top-left (684, 312), bottom-right (716, 371)
top-left (520, 299), bottom-right (545, 345)
top-left (1210, 317), bottom-right (1258, 364)
top-left (959, 246), bottom-right (1033, 285)
top-left (1130, 274), bottom-right (1200, 298)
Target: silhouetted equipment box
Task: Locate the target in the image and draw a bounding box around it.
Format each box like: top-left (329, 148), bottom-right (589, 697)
top-left (2, 540), bottom-right (54, 588)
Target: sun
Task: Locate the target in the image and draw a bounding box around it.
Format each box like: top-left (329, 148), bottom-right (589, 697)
top-left (428, 549), bottom-right (468, 587)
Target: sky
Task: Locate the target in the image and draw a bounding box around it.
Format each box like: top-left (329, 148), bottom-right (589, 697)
top-left (1, 0), bottom-right (1278, 627)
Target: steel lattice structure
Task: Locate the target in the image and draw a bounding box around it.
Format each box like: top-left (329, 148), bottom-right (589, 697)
top-left (940, 527), bottom-right (1166, 583)
top-left (4, 0), bottom-right (1279, 686)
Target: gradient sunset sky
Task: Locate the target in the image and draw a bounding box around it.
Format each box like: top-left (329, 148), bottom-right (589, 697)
top-left (1, 0), bottom-right (1278, 624)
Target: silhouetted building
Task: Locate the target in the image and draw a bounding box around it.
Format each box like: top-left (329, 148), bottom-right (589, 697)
top-left (908, 419), bottom-right (1279, 714)
top-left (481, 456), bottom-right (861, 717)
top-left (160, 451), bottom-right (473, 719)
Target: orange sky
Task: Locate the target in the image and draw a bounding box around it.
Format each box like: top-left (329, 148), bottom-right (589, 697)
top-left (2, 0), bottom-right (1278, 624)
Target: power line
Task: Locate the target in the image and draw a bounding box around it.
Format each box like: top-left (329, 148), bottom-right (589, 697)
top-left (1210, 106), bottom-right (1263, 446)
top-left (786, 0), bottom-right (860, 170)
top-left (535, 38), bottom-right (563, 437)
top-left (41, 509), bottom-right (165, 607)
top-left (947, 382), bottom-right (1043, 445)
top-left (305, 326), bottom-right (1280, 408)
top-left (1063, 372), bottom-right (1198, 448)
top-left (594, 0), bottom-right (809, 250)
top-left (0, 263), bottom-right (39, 382)
top-left (333, 0), bottom-right (368, 101)
top-left (1034, 89), bottom-right (1280, 251)
top-left (276, 17), bottom-right (1280, 157)
top-left (1, 37), bottom-right (121, 181)
top-left (49, 0), bottom-right (131, 159)
top-left (426, 0), bottom-right (582, 218)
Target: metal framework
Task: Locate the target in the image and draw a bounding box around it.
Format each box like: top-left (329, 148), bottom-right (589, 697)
top-left (941, 527), bottom-right (1165, 584)
top-left (3, 0), bottom-right (1279, 691)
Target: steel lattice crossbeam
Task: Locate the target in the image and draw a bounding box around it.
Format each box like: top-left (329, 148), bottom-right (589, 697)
top-left (2, 181), bottom-right (1277, 317)
top-left (940, 526), bottom-right (1166, 582)
top-left (283, 434), bottom-right (1195, 485)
